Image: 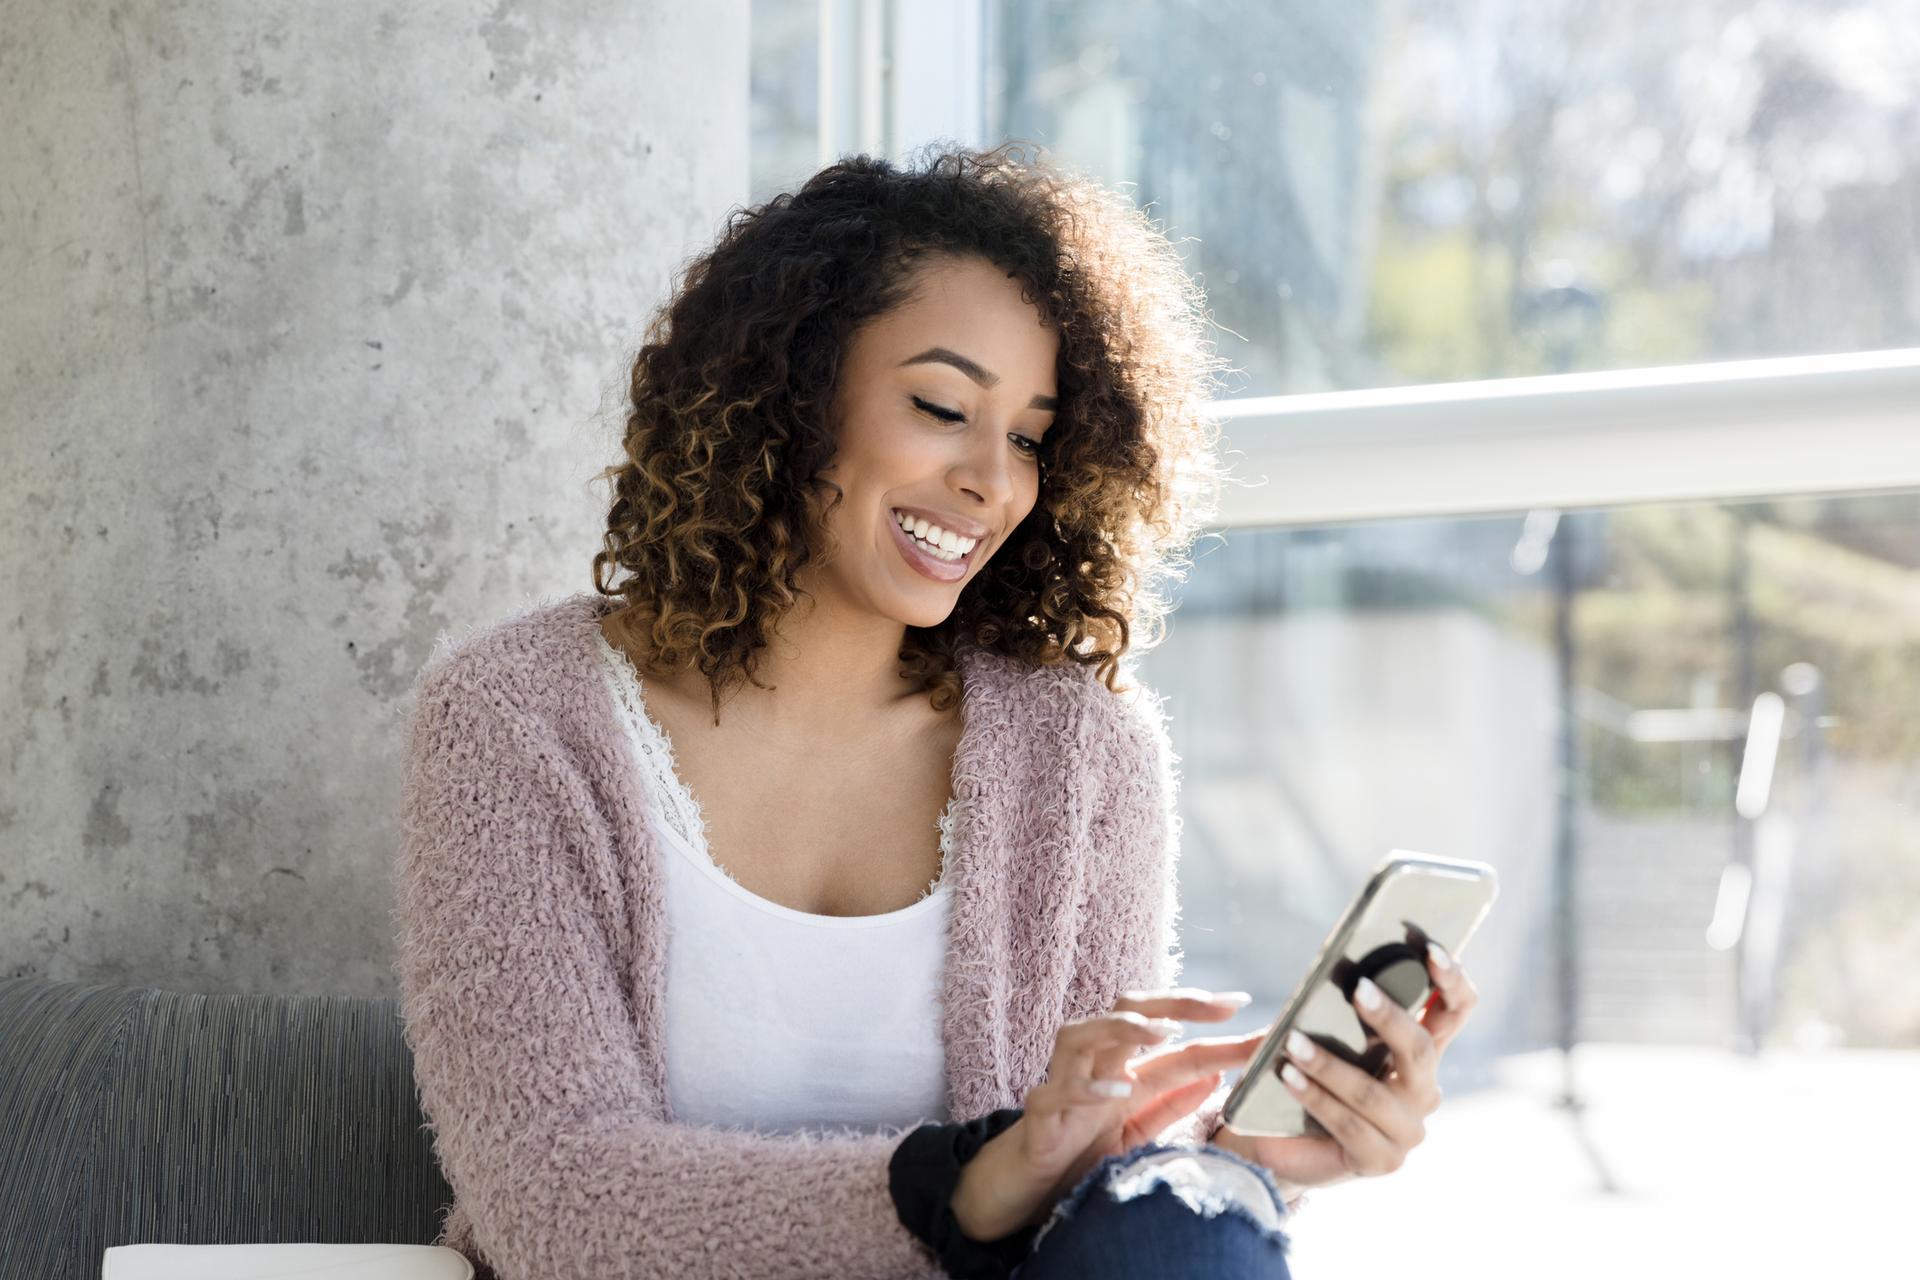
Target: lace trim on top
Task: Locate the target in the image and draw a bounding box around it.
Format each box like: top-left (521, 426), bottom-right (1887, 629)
top-left (593, 631), bottom-right (954, 904)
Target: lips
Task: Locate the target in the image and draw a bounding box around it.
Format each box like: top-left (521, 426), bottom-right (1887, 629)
top-left (889, 510), bottom-right (974, 581)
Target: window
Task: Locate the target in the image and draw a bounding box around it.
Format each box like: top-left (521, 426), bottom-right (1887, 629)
top-left (989, 0), bottom-right (1920, 394)
top-left (749, 0), bottom-right (823, 206)
top-left (751, 4), bottom-right (1917, 1265)
top-left (1132, 489), bottom-right (1918, 1269)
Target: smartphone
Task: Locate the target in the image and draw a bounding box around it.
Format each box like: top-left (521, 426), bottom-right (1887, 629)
top-left (1219, 850), bottom-right (1498, 1138)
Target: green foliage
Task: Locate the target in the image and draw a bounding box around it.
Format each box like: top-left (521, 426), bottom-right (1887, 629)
top-left (1367, 230), bottom-right (1515, 383)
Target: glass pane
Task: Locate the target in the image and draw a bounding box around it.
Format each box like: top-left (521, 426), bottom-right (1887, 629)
top-left (988, 0), bottom-right (1920, 395)
top-left (1141, 488), bottom-right (1920, 1269)
top-left (750, 0), bottom-right (820, 207)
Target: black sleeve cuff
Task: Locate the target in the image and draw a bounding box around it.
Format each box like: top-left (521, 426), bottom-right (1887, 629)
top-left (889, 1107), bottom-right (1038, 1279)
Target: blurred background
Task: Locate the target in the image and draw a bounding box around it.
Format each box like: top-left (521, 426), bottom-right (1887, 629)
top-left (756, 0), bottom-right (1920, 1271)
top-left (7, 0), bottom-right (1917, 1273)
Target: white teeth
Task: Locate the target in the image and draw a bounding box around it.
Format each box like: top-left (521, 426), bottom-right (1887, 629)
top-left (893, 510), bottom-right (977, 558)
top-left (907, 527), bottom-right (962, 561)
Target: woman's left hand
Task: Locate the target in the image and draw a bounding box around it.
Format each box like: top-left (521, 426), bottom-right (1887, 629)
top-left (1210, 941), bottom-right (1480, 1199)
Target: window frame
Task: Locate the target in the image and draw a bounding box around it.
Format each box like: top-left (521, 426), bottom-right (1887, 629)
top-left (1207, 348), bottom-right (1920, 527)
top-left (818, 0), bottom-right (987, 167)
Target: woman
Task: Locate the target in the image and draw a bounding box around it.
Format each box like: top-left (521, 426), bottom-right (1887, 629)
top-left (393, 143), bottom-right (1478, 1279)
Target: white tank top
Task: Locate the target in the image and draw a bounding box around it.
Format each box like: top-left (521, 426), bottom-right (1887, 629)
top-left (592, 631), bottom-right (953, 1134)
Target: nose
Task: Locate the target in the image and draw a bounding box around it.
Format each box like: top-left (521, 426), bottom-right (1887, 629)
top-left (948, 427), bottom-right (1023, 517)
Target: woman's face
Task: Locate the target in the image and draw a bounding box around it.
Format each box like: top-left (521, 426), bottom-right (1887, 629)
top-left (813, 254), bottom-right (1061, 628)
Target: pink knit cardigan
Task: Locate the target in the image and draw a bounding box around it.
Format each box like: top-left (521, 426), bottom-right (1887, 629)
top-left (391, 591), bottom-right (1229, 1279)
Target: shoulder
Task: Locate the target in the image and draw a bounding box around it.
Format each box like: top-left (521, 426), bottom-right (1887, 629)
top-left (408, 591), bottom-right (609, 737)
top-left (965, 645), bottom-right (1173, 790)
top-left (1079, 660), bottom-right (1178, 815)
top-left (398, 597), bottom-right (624, 859)
top-left (1084, 660), bottom-right (1171, 760)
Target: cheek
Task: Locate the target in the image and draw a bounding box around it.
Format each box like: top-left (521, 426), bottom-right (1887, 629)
top-left (1016, 485), bottom-right (1042, 527)
top-left (842, 422), bottom-right (929, 486)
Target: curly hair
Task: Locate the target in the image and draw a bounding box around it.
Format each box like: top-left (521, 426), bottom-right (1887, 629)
top-left (590, 139), bottom-right (1230, 725)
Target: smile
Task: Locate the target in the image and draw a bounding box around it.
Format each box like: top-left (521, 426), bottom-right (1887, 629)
top-left (890, 508), bottom-right (980, 582)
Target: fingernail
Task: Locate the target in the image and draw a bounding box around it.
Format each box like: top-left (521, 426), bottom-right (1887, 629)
top-left (1285, 1029), bottom-right (1317, 1061)
top-left (1090, 1079), bottom-right (1133, 1098)
top-left (1281, 1062), bottom-right (1308, 1091)
top-left (1356, 977), bottom-right (1385, 1011)
top-left (1212, 991), bottom-right (1254, 1007)
top-left (1428, 942), bottom-right (1454, 971)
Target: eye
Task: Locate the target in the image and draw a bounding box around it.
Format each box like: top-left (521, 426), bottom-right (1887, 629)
top-left (911, 396), bottom-right (966, 424)
top-left (913, 396), bottom-right (1046, 465)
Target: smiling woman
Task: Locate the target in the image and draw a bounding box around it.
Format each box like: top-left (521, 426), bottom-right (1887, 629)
top-left (587, 142), bottom-right (1232, 730)
top-left (395, 142), bottom-right (1298, 1280)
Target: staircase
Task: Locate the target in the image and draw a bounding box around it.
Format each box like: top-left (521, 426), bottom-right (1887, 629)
top-left (1568, 811), bottom-right (1741, 1045)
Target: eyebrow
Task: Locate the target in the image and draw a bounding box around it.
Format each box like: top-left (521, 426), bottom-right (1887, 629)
top-left (898, 346), bottom-right (1059, 412)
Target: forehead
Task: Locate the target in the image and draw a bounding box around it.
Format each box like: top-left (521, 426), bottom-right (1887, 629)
top-left (861, 257), bottom-right (1060, 375)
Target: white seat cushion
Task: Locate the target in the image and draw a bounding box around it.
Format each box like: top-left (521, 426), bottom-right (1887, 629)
top-left (102, 1243), bottom-right (473, 1279)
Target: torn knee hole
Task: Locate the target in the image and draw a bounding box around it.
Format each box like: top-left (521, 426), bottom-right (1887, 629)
top-left (1104, 1149), bottom-right (1289, 1236)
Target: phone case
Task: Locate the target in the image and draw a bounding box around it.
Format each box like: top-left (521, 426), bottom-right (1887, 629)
top-left (1219, 850), bottom-right (1498, 1138)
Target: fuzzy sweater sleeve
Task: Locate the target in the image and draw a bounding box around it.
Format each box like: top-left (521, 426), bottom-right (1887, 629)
top-left (393, 672), bottom-right (941, 1280)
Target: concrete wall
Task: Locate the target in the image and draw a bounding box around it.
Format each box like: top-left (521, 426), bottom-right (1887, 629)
top-left (1, 0), bottom-right (748, 995)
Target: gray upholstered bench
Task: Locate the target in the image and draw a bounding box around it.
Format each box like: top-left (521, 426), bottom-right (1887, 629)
top-left (0, 976), bottom-right (458, 1279)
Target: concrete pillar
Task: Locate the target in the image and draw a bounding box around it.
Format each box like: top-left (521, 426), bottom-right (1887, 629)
top-left (1, 0), bottom-right (748, 994)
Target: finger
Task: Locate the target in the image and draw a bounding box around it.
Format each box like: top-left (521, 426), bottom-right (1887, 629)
top-left (1085, 1033), bottom-right (1263, 1139)
top-left (1088, 1018), bottom-right (1262, 1080)
top-left (1022, 1072), bottom-right (1145, 1160)
top-left (1121, 1072), bottom-right (1222, 1148)
top-left (1125, 1031), bottom-right (1266, 1094)
top-left (1277, 1058), bottom-right (1407, 1176)
top-left (1087, 1035), bottom-right (1142, 1089)
top-left (1283, 1026), bottom-right (1428, 1149)
top-left (1351, 977), bottom-right (1439, 1096)
top-left (1418, 948), bottom-right (1480, 1054)
top-left (1115, 988), bottom-right (1255, 1025)
top-left (1026, 1074), bottom-right (1137, 1113)
top-left (1052, 1012), bottom-right (1182, 1087)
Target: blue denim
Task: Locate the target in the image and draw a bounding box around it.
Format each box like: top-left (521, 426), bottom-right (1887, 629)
top-left (1008, 1141), bottom-right (1295, 1278)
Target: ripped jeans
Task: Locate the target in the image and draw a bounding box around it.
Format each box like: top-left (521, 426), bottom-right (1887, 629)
top-left (1009, 1141), bottom-right (1295, 1278)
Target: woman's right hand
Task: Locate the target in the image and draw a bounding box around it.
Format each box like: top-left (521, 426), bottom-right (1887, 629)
top-left (949, 989), bottom-right (1268, 1242)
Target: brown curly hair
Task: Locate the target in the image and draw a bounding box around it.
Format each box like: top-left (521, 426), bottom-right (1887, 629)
top-left (590, 140), bottom-right (1230, 725)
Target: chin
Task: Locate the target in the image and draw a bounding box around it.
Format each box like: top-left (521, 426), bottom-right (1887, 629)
top-left (896, 598), bottom-right (961, 630)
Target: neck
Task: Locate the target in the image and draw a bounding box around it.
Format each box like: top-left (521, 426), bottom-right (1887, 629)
top-left (606, 591), bottom-right (942, 734)
top-left (731, 591), bottom-right (924, 730)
